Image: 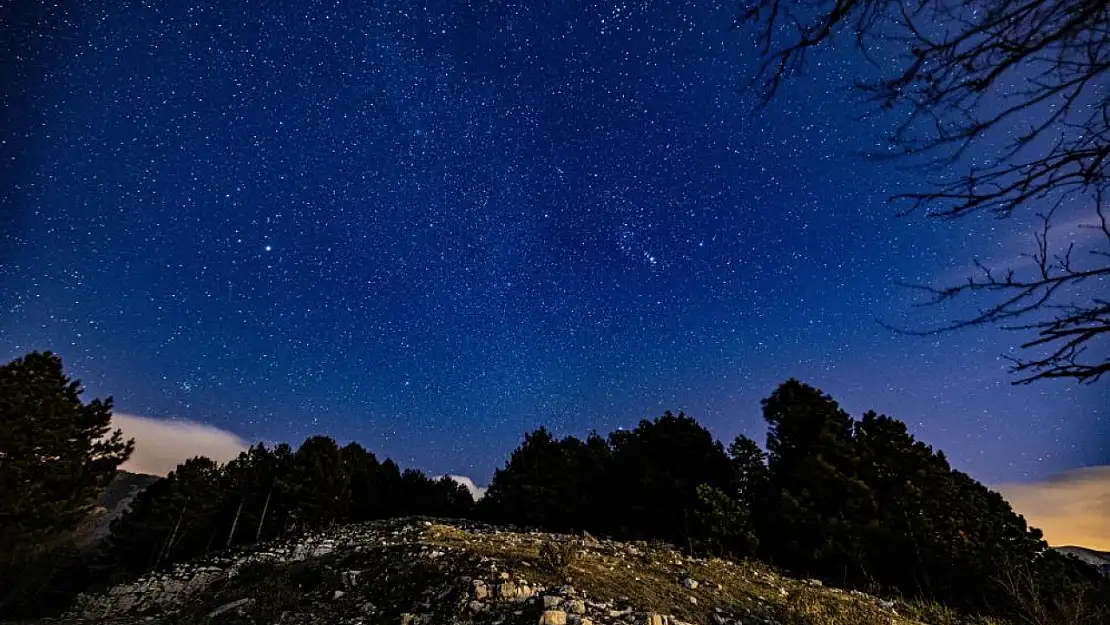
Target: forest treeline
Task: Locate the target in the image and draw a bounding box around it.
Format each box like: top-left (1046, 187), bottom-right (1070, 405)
top-left (1, 351), bottom-right (1107, 624)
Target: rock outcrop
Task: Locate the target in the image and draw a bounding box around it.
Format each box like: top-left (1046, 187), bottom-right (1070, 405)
top-left (34, 518), bottom-right (969, 625)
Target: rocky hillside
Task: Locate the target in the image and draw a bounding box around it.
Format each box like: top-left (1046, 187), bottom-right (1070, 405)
top-left (11, 518), bottom-right (1001, 625)
top-left (1055, 546), bottom-right (1110, 577)
top-left (74, 471), bottom-right (161, 547)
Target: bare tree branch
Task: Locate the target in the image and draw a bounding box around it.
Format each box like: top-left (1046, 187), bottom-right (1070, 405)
top-left (742, 0), bottom-right (1110, 383)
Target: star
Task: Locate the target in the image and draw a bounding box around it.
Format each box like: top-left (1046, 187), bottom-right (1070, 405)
top-left (1, 0), bottom-right (1102, 491)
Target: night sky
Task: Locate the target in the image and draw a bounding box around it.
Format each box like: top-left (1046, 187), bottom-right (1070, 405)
top-left (2, 0), bottom-right (1107, 489)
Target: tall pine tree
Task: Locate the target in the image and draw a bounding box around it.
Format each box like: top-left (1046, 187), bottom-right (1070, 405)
top-left (0, 352), bottom-right (134, 561)
top-left (106, 456), bottom-right (223, 575)
top-left (0, 351), bottom-right (134, 616)
top-left (605, 412), bottom-right (734, 545)
top-left (760, 379), bottom-right (875, 582)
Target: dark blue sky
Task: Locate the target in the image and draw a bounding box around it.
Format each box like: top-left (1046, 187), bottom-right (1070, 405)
top-left (2, 0), bottom-right (1106, 486)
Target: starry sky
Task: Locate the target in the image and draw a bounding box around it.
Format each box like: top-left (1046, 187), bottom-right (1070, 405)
top-left (2, 0), bottom-right (1107, 489)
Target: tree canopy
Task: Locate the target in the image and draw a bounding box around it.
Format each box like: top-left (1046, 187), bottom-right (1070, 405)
top-left (103, 433), bottom-right (474, 579)
top-left (0, 351), bottom-right (134, 616)
top-left (483, 379), bottom-right (1109, 622)
top-left (3, 348), bottom-right (1106, 624)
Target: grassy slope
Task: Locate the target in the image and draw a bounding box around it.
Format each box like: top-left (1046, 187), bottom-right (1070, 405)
top-left (46, 520), bottom-right (1004, 625)
top-left (422, 523), bottom-right (1001, 625)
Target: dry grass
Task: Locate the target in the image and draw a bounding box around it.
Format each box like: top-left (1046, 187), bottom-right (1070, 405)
top-left (897, 600), bottom-right (1006, 625)
top-left (422, 523), bottom-right (994, 625)
top-left (538, 542), bottom-right (579, 573)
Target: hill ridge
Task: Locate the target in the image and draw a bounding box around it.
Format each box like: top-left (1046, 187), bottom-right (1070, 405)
top-left (47, 517), bottom-right (995, 625)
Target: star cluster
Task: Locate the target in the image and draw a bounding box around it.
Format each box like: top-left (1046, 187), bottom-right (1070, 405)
top-left (2, 0), bottom-right (1105, 484)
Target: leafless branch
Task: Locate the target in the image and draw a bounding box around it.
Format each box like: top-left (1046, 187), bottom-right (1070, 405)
top-left (741, 0), bottom-right (1110, 383)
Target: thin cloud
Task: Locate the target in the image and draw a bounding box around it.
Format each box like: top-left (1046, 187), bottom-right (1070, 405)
top-left (998, 466), bottom-right (1110, 551)
top-left (442, 474), bottom-right (487, 500)
top-left (111, 413), bottom-right (251, 476)
top-left (931, 213), bottom-right (1108, 287)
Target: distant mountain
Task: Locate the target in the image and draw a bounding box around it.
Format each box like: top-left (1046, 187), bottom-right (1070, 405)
top-left (75, 470), bottom-right (161, 546)
top-left (1054, 546), bottom-right (1110, 577)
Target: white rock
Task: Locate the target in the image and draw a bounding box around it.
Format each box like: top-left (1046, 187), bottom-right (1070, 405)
top-left (683, 578), bottom-right (698, 590)
top-left (540, 609), bottom-right (568, 625)
top-left (205, 597), bottom-right (254, 618)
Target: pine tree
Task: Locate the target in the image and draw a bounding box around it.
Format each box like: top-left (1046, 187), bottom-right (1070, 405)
top-left (760, 379), bottom-right (876, 583)
top-left (430, 476), bottom-right (475, 518)
top-left (0, 351), bottom-right (134, 614)
top-left (480, 427), bottom-right (611, 533)
top-left (255, 443), bottom-right (296, 541)
top-left (287, 436), bottom-right (349, 530)
top-left (106, 456), bottom-right (223, 575)
top-left (340, 442), bottom-right (383, 523)
top-left (394, 470), bottom-right (474, 518)
top-left (215, 443), bottom-right (278, 549)
top-left (377, 458), bottom-right (404, 518)
top-left (691, 484), bottom-right (758, 558)
top-left (605, 412), bottom-right (734, 545)
top-left (0, 352), bottom-right (134, 558)
top-left (754, 380), bottom-right (1099, 620)
top-left (727, 434), bottom-right (768, 506)
top-left (480, 427), bottom-right (565, 529)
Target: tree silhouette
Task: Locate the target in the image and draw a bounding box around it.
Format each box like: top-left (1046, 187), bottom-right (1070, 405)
top-left (740, 0), bottom-right (1110, 384)
top-left (691, 484), bottom-right (759, 558)
top-left (106, 456), bottom-right (224, 574)
top-left (0, 352), bottom-right (134, 558)
top-left (340, 442), bottom-right (384, 522)
top-left (752, 379), bottom-right (1110, 619)
top-left (395, 470), bottom-right (474, 519)
top-left (480, 427), bottom-right (609, 532)
top-left (727, 434), bottom-right (769, 505)
top-left (287, 435), bottom-right (349, 529)
top-left (759, 380), bottom-right (875, 582)
top-left (214, 443), bottom-right (283, 549)
top-left (253, 442), bottom-right (297, 541)
top-left (52, 374), bottom-right (1104, 624)
top-left (606, 412), bottom-right (735, 546)
top-left (0, 351), bottom-right (134, 616)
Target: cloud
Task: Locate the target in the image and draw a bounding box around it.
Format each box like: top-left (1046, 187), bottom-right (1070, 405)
top-left (443, 475), bottom-right (487, 500)
top-left (110, 413), bottom-right (251, 476)
top-left (931, 213), bottom-right (1109, 287)
top-left (998, 466), bottom-right (1110, 551)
